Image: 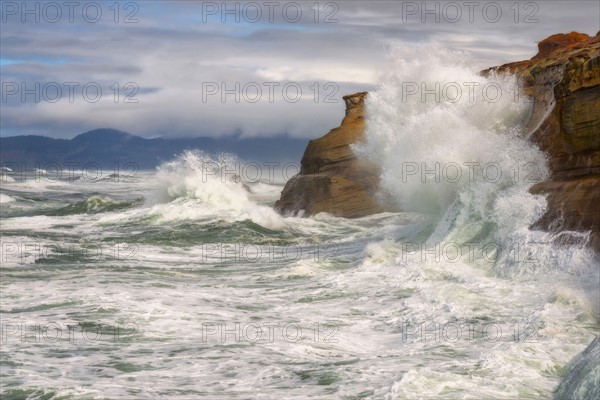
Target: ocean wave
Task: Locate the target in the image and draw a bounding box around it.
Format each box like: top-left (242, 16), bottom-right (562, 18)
top-left (145, 150), bottom-right (285, 230)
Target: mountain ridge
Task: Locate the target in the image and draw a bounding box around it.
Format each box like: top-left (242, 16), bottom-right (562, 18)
top-left (0, 129), bottom-right (309, 168)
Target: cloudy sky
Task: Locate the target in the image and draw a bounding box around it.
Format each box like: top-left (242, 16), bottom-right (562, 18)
top-left (1, 0), bottom-right (598, 139)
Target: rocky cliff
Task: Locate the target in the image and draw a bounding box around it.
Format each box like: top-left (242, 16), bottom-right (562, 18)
top-left (489, 32), bottom-right (599, 248)
top-left (276, 32), bottom-right (599, 249)
top-left (274, 92), bottom-right (386, 217)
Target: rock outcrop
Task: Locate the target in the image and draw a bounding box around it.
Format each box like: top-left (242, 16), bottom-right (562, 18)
top-left (554, 335), bottom-right (600, 399)
top-left (274, 92), bottom-right (387, 217)
top-left (488, 32), bottom-right (599, 248)
top-left (276, 32), bottom-right (599, 250)
top-left (533, 32), bottom-right (592, 60)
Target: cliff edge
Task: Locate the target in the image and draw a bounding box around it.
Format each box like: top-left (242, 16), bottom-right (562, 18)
top-left (276, 32), bottom-right (600, 249)
top-left (489, 32), bottom-right (599, 248)
top-left (274, 92), bottom-right (386, 217)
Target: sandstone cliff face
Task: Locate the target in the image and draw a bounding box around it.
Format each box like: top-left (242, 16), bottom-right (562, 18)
top-left (489, 32), bottom-right (599, 248)
top-left (276, 32), bottom-right (599, 249)
top-left (274, 92), bottom-right (386, 217)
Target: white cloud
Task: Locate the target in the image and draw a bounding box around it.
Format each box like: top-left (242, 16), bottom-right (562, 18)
top-left (1, 0), bottom-right (598, 138)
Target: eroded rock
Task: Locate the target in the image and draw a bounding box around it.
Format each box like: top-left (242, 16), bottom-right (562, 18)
top-left (274, 92), bottom-right (387, 217)
top-left (490, 32), bottom-right (600, 249)
top-left (276, 32), bottom-right (600, 252)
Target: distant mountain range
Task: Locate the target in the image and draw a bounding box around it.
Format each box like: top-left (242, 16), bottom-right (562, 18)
top-left (0, 129), bottom-right (309, 169)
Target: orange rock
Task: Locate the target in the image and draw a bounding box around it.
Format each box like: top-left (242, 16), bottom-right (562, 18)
top-left (494, 31), bottom-right (600, 251)
top-left (274, 92), bottom-right (388, 217)
top-left (532, 32), bottom-right (590, 59)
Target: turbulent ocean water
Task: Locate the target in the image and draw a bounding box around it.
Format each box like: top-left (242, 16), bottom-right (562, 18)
top-left (1, 48), bottom-right (599, 399)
